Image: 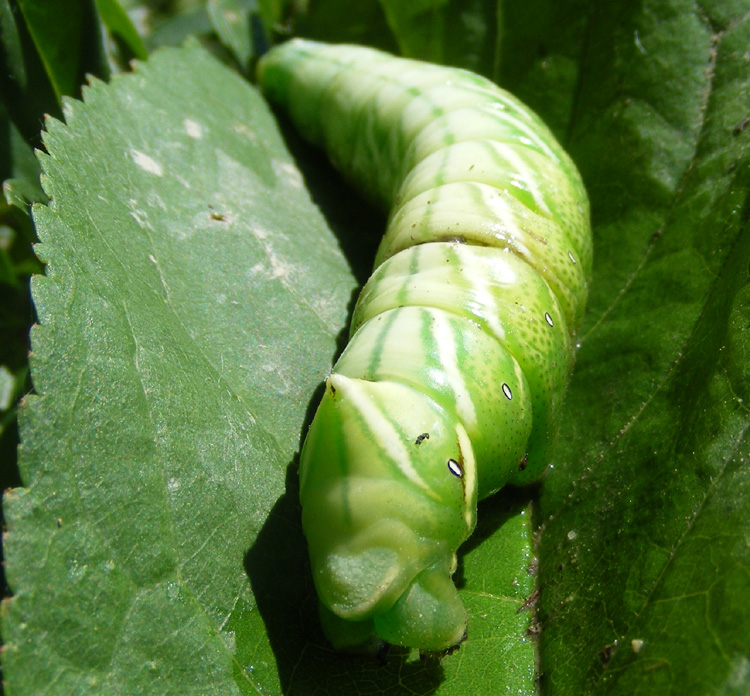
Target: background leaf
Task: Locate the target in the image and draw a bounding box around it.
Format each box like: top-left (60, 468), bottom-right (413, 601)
top-left (287, 0), bottom-right (400, 53)
top-left (207, 0), bottom-right (268, 73)
top-left (0, 0), bottom-right (63, 146)
top-left (13, 0), bottom-right (110, 101)
top-left (95, 0), bottom-right (149, 63)
top-left (537, 1), bottom-right (750, 693)
top-left (0, 106), bottom-right (41, 563)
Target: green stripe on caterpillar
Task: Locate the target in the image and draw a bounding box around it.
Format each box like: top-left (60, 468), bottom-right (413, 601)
top-left (258, 40), bottom-right (592, 655)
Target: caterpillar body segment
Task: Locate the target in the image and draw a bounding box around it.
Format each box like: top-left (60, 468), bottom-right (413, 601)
top-left (258, 39), bottom-right (592, 654)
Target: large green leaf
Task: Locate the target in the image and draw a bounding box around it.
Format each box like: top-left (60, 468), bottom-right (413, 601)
top-left (538, 1), bottom-right (750, 693)
top-left (1, 42), bottom-right (357, 695)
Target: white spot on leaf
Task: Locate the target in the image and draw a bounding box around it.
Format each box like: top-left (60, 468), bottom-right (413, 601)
top-left (130, 210), bottom-right (146, 228)
top-left (183, 119), bottom-right (202, 138)
top-left (273, 160), bottom-right (304, 189)
top-left (233, 122), bottom-right (257, 141)
top-left (267, 248), bottom-right (293, 281)
top-left (131, 149), bottom-right (163, 176)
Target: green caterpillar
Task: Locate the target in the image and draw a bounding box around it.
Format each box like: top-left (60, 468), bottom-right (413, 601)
top-left (258, 40), bottom-right (592, 655)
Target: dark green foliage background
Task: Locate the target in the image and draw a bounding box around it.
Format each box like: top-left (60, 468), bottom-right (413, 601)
top-left (1, 1), bottom-right (748, 695)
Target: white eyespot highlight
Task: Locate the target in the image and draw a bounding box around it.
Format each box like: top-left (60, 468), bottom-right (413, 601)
top-left (447, 458), bottom-right (463, 478)
top-left (502, 383), bottom-right (513, 400)
top-left (545, 312), bottom-right (554, 327)
top-left (568, 251), bottom-right (577, 264)
top-left (131, 150), bottom-right (163, 177)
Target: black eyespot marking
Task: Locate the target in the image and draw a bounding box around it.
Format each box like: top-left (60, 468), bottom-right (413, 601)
top-left (415, 433), bottom-right (430, 445)
top-left (544, 312), bottom-right (554, 327)
top-left (447, 459), bottom-right (463, 478)
top-left (502, 383), bottom-right (512, 401)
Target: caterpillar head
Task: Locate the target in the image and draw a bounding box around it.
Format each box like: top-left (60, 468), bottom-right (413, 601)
top-left (299, 373), bottom-right (478, 652)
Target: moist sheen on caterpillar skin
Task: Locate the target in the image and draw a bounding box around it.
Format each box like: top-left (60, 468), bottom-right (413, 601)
top-left (258, 39), bottom-right (592, 655)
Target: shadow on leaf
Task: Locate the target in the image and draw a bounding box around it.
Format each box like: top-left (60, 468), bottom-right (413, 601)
top-left (245, 460), bottom-right (447, 694)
